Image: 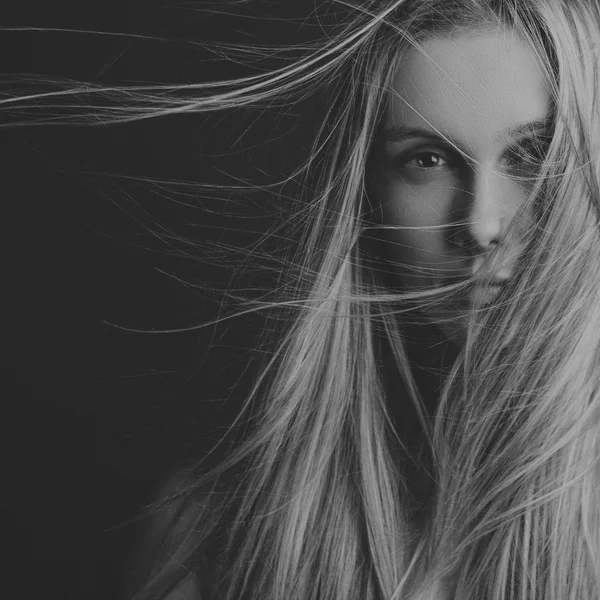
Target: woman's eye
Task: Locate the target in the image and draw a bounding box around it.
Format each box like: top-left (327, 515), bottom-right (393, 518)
top-left (505, 145), bottom-right (537, 166)
top-left (503, 136), bottom-right (550, 172)
top-left (403, 151), bottom-right (450, 169)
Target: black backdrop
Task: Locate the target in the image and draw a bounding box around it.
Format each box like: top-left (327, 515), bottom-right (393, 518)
top-left (3, 1), bottom-right (321, 598)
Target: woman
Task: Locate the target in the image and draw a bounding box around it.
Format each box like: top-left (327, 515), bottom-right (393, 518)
top-left (7, 0), bottom-right (600, 598)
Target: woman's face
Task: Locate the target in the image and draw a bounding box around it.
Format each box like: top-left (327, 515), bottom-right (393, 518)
top-left (370, 28), bottom-right (551, 344)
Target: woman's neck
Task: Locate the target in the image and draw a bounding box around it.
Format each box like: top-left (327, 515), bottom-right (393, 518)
top-left (380, 316), bottom-right (459, 529)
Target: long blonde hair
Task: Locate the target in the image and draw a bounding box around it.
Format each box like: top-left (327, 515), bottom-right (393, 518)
top-left (5, 1), bottom-right (600, 598)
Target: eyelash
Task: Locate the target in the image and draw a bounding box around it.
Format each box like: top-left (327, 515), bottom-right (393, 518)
top-left (397, 137), bottom-right (550, 173)
top-left (503, 138), bottom-right (550, 167)
top-left (400, 150), bottom-right (454, 170)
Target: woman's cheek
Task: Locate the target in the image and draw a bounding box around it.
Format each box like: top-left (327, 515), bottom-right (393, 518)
top-left (377, 180), bottom-right (457, 288)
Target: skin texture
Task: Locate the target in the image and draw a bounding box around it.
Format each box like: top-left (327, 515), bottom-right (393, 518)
top-left (370, 27), bottom-right (552, 344)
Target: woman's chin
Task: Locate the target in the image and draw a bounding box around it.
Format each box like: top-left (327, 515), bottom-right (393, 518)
top-left (407, 282), bottom-right (505, 348)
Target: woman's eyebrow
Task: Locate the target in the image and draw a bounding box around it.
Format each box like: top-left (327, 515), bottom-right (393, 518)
top-left (378, 125), bottom-right (470, 157)
top-left (381, 125), bottom-right (453, 144)
top-left (379, 118), bottom-right (552, 147)
top-left (500, 117), bottom-right (553, 140)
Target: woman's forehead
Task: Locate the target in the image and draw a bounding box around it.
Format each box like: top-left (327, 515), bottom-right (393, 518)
top-left (385, 30), bottom-right (551, 151)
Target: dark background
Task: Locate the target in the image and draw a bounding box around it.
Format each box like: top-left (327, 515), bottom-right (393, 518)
top-left (2, 1), bottom-right (321, 598)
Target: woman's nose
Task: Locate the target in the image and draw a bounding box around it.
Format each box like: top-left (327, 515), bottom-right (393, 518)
top-left (462, 166), bottom-right (524, 252)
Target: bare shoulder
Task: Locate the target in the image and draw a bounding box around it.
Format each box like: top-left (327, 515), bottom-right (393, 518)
top-left (148, 467), bottom-right (214, 540)
top-left (127, 467), bottom-right (222, 600)
top-left (159, 576), bottom-right (200, 600)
